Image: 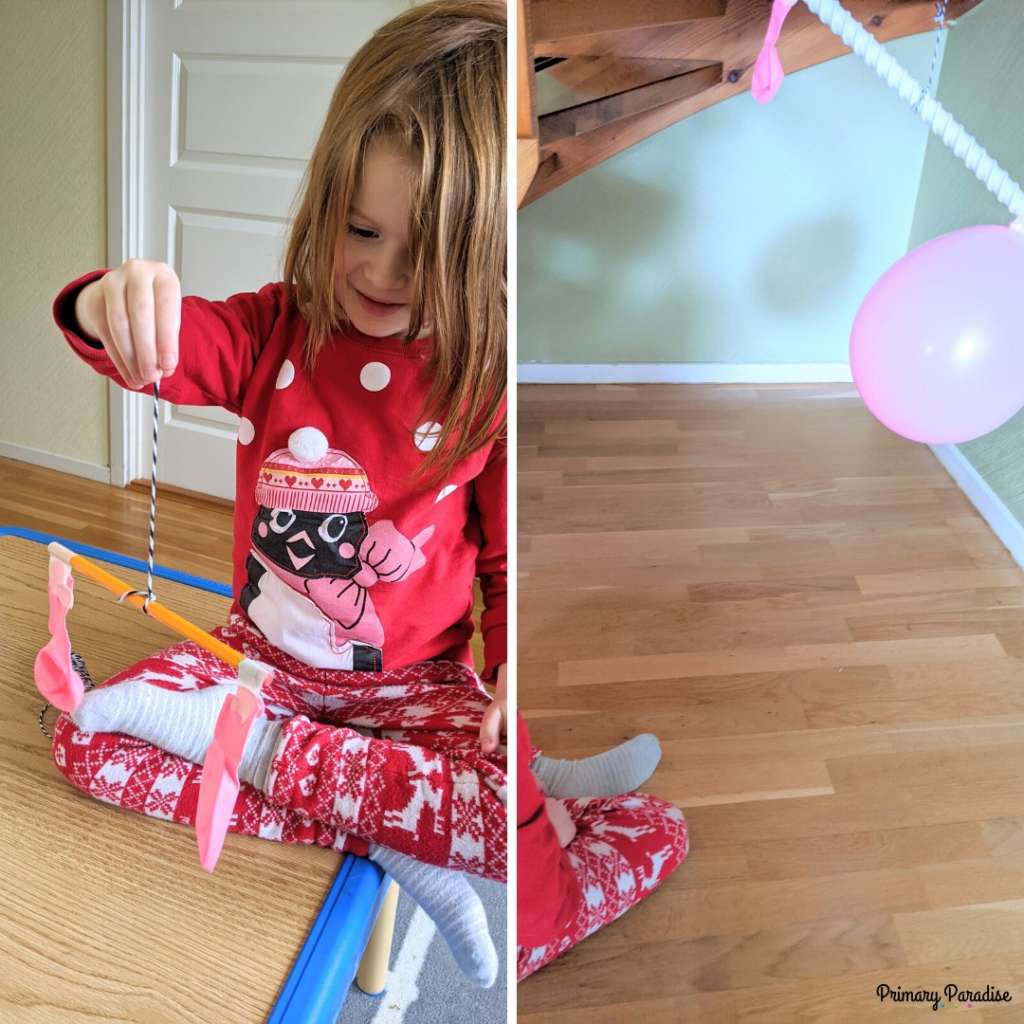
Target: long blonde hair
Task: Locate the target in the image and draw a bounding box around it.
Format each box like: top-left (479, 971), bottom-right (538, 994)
top-left (283, 0), bottom-right (506, 481)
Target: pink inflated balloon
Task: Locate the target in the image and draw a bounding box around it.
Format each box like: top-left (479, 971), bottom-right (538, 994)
top-left (851, 224), bottom-right (1024, 444)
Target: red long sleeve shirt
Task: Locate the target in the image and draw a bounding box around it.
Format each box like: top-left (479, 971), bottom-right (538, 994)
top-left (517, 714), bottom-right (582, 951)
top-left (53, 270), bottom-right (507, 679)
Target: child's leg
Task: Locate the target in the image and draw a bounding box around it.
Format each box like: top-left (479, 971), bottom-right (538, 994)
top-left (56, 639), bottom-right (507, 880)
top-left (529, 734), bottom-right (662, 799)
top-left (516, 792), bottom-right (689, 981)
top-left (50, 637), bottom-right (370, 853)
top-left (52, 712), bottom-right (364, 849)
top-left (228, 649), bottom-right (509, 881)
top-left (369, 843), bottom-right (498, 988)
top-left (260, 708), bottom-right (506, 881)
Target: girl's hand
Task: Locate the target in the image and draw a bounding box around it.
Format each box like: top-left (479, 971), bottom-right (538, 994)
top-left (74, 259), bottom-right (181, 390)
top-left (478, 662), bottom-right (506, 754)
top-left (545, 797), bottom-right (577, 848)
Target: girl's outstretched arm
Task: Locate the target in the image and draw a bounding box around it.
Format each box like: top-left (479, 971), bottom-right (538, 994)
top-left (53, 264), bottom-right (280, 413)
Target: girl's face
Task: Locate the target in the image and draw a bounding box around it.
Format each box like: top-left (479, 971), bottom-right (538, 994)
top-left (334, 143), bottom-right (418, 339)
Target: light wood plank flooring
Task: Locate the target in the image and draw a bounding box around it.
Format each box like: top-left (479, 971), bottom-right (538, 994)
top-left (0, 457), bottom-right (235, 583)
top-left (518, 383), bottom-right (1024, 1023)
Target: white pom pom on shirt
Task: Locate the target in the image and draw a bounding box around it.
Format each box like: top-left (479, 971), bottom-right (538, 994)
top-left (288, 426), bottom-right (330, 465)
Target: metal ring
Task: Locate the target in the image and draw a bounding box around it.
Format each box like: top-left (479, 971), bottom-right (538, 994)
top-left (117, 588), bottom-right (155, 612)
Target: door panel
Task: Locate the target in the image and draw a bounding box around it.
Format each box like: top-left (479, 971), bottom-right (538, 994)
top-left (139, 0), bottom-right (407, 499)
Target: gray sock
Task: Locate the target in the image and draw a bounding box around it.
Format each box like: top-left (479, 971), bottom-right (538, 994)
top-left (71, 681), bottom-right (282, 790)
top-left (531, 733), bottom-right (662, 799)
top-left (368, 844), bottom-right (498, 989)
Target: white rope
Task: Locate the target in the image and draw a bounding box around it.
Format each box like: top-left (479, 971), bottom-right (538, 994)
top-left (803, 0), bottom-right (1024, 217)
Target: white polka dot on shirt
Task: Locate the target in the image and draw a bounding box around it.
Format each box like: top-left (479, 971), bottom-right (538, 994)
top-left (275, 359), bottom-right (295, 390)
top-left (414, 421), bottom-right (443, 451)
top-left (435, 484), bottom-right (457, 503)
top-left (360, 361), bottom-right (391, 392)
top-left (237, 417), bottom-right (255, 445)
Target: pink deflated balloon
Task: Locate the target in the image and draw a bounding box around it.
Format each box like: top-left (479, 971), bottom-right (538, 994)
top-left (851, 225), bottom-right (1024, 444)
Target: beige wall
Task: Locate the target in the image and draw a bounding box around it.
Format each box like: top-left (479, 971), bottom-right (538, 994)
top-left (0, 0), bottom-right (109, 474)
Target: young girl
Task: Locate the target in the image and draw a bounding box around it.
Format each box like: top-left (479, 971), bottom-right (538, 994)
top-left (518, 716), bottom-right (690, 980)
top-left (49, 0), bottom-right (506, 989)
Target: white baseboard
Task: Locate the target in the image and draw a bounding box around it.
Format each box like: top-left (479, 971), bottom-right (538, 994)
top-left (517, 363), bottom-right (854, 384)
top-left (931, 443), bottom-right (1024, 570)
top-left (0, 441), bottom-right (112, 485)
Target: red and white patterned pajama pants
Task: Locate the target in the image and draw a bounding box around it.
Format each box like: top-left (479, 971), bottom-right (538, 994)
top-left (51, 616), bottom-right (507, 882)
top-left (516, 793), bottom-right (689, 979)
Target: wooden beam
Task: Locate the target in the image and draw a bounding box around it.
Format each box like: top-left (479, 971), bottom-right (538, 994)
top-left (539, 63), bottom-right (722, 145)
top-left (518, 138), bottom-right (540, 206)
top-left (537, 56), bottom-right (710, 114)
top-left (531, 0), bottom-right (725, 46)
top-left (523, 0), bottom-right (985, 205)
top-left (517, 0), bottom-right (537, 139)
top-left (533, 0), bottom-right (983, 57)
top-left (517, 0), bottom-right (540, 206)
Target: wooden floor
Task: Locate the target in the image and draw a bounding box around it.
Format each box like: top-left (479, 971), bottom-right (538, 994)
top-left (518, 383), bottom-right (1024, 1023)
top-left (0, 457), bottom-right (235, 584)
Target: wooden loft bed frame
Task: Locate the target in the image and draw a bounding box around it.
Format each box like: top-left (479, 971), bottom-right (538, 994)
top-left (517, 0), bottom-right (985, 207)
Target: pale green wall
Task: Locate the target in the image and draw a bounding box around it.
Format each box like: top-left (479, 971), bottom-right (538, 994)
top-left (519, 34), bottom-right (940, 365)
top-left (907, 0), bottom-right (1024, 521)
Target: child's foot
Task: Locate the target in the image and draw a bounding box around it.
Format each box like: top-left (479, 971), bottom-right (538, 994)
top-left (531, 734), bottom-right (661, 799)
top-left (70, 681), bottom-right (282, 788)
top-left (368, 844), bottom-right (498, 989)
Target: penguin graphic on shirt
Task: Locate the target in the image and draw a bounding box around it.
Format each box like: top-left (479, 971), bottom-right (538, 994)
top-left (241, 426), bottom-right (433, 670)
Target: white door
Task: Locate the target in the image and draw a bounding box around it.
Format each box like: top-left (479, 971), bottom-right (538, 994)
top-left (129, 0), bottom-right (407, 500)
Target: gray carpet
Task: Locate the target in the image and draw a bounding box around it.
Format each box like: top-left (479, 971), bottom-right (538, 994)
top-left (339, 874), bottom-right (507, 1024)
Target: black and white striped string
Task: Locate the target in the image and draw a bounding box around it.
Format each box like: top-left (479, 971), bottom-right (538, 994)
top-left (115, 378), bottom-right (160, 611)
top-left (143, 379), bottom-right (160, 610)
